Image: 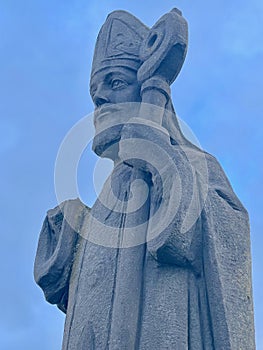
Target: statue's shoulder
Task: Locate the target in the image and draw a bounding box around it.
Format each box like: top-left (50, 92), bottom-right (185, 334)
top-left (186, 145), bottom-right (229, 181)
top-left (47, 198), bottom-right (90, 215)
top-left (198, 150), bottom-right (248, 214)
top-left (46, 198), bottom-right (91, 233)
top-left (180, 144), bottom-right (223, 179)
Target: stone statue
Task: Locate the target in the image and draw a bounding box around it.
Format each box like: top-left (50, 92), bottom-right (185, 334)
top-left (34, 9), bottom-right (255, 349)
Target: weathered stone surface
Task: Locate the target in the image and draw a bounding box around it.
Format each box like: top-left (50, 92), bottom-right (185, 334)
top-left (34, 8), bottom-right (255, 349)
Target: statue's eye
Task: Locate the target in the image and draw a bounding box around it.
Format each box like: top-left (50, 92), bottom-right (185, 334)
top-left (111, 79), bottom-right (127, 90)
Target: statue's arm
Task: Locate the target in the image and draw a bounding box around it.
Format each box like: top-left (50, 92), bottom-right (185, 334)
top-left (146, 157), bottom-right (202, 274)
top-left (201, 154), bottom-right (254, 349)
top-left (147, 151), bottom-right (248, 274)
top-left (34, 199), bottom-right (86, 313)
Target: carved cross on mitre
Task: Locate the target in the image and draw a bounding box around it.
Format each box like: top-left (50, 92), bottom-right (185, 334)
top-left (106, 19), bottom-right (143, 58)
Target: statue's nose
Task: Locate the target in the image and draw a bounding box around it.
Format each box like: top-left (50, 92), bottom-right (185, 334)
top-left (94, 95), bottom-right (109, 107)
top-left (93, 85), bottom-right (110, 107)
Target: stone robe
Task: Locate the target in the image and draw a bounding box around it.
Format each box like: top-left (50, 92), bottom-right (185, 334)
top-left (34, 148), bottom-right (255, 349)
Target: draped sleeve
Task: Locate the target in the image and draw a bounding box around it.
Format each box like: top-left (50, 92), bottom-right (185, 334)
top-left (146, 146), bottom-right (205, 275)
top-left (147, 149), bottom-right (255, 348)
top-left (201, 154), bottom-right (255, 349)
top-left (34, 198), bottom-right (88, 313)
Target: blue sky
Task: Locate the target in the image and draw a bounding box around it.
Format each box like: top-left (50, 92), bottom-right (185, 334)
top-left (1, 1), bottom-right (262, 349)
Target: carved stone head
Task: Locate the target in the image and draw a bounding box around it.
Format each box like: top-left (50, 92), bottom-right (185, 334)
top-left (90, 9), bottom-right (188, 159)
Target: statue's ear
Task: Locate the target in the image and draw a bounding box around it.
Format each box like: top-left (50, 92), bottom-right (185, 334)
top-left (137, 8), bottom-right (188, 86)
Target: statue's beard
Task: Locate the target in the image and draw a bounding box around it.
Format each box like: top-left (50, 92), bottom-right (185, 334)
top-left (92, 124), bottom-right (122, 160)
top-left (92, 103), bottom-right (140, 160)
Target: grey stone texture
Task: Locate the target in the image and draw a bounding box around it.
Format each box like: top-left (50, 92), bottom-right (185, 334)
top-left (34, 8), bottom-right (255, 350)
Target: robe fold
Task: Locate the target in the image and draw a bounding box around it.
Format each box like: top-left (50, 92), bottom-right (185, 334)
top-left (34, 151), bottom-right (254, 349)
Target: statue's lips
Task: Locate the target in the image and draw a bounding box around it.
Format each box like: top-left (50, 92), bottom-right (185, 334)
top-left (93, 104), bottom-right (135, 158)
top-left (93, 104), bottom-right (124, 158)
top-left (94, 103), bottom-right (141, 132)
top-left (94, 104), bottom-right (122, 128)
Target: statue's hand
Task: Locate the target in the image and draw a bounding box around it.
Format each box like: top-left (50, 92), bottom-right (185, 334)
top-left (139, 77), bottom-right (171, 108)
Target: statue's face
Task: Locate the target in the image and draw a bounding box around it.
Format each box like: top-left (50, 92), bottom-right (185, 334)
top-left (90, 66), bottom-right (141, 160)
top-left (90, 66), bottom-right (141, 107)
